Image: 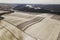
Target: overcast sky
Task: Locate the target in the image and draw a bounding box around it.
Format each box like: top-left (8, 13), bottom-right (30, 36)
top-left (0, 0), bottom-right (60, 4)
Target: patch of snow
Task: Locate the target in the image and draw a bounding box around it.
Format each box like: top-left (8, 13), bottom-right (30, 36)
top-left (26, 5), bottom-right (33, 8)
top-left (34, 7), bottom-right (41, 9)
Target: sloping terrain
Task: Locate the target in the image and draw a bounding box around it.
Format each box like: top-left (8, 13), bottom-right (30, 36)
top-left (0, 11), bottom-right (60, 40)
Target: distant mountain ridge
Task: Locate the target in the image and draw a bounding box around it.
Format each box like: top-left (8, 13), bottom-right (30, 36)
top-left (0, 3), bottom-right (60, 12)
top-left (14, 4), bottom-right (60, 12)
